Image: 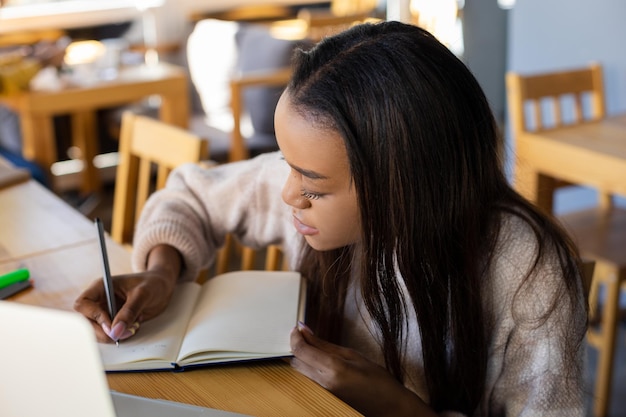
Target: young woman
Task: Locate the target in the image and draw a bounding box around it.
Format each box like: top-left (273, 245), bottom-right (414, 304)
top-left (75, 21), bottom-right (587, 416)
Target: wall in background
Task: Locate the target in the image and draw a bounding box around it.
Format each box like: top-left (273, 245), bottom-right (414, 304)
top-left (507, 0), bottom-right (626, 213)
top-left (462, 0), bottom-right (508, 128)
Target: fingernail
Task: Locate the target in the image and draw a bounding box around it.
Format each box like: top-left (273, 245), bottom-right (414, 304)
top-left (119, 321), bottom-right (140, 340)
top-left (101, 322), bottom-right (111, 335)
top-left (297, 321), bottom-right (313, 334)
top-left (110, 321), bottom-right (126, 340)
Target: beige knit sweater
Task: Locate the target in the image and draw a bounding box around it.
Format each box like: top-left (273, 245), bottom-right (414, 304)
top-left (132, 152), bottom-right (586, 417)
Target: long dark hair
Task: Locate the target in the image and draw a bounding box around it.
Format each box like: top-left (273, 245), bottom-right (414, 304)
top-left (288, 21), bottom-right (585, 414)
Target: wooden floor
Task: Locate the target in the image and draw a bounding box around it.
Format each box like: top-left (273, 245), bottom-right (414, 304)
top-left (61, 184), bottom-right (626, 417)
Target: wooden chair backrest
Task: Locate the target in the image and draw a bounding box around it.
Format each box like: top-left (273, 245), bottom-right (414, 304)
top-left (111, 113), bottom-right (285, 277)
top-left (506, 63), bottom-right (606, 136)
top-left (229, 67), bottom-right (292, 162)
top-left (111, 112), bottom-right (208, 245)
top-left (215, 237), bottom-right (285, 276)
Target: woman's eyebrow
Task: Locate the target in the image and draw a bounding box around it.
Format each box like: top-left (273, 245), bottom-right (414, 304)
top-left (289, 162), bottom-right (329, 180)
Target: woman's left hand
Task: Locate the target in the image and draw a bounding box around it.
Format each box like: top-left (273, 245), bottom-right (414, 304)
top-left (290, 323), bottom-right (437, 417)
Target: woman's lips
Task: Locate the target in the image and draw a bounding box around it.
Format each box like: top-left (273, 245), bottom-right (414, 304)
top-left (292, 215), bottom-right (319, 236)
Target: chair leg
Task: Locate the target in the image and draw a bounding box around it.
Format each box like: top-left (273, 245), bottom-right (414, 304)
top-left (592, 265), bottom-right (625, 417)
top-left (215, 234), bottom-right (233, 275)
top-left (241, 246), bottom-right (257, 270)
top-left (265, 245), bottom-right (282, 271)
top-left (589, 270), bottom-right (601, 324)
top-left (195, 269), bottom-right (208, 285)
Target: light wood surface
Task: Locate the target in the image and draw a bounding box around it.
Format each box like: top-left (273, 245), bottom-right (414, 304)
top-left (1, 175), bottom-right (361, 417)
top-left (0, 180), bottom-right (95, 263)
top-left (514, 114), bottom-right (626, 209)
top-left (0, 238), bottom-right (132, 311)
top-left (0, 63), bottom-right (189, 194)
top-left (107, 360), bottom-right (359, 417)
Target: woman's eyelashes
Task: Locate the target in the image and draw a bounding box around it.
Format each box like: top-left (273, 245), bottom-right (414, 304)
top-left (300, 189), bottom-right (322, 200)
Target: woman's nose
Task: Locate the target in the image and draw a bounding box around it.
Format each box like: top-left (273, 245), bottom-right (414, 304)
top-left (282, 174), bottom-right (311, 209)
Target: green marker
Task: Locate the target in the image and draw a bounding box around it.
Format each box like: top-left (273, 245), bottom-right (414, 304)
top-left (0, 268), bottom-right (30, 290)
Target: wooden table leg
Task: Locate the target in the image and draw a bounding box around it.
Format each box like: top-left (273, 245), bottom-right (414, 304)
top-left (159, 91), bottom-right (189, 129)
top-left (19, 113), bottom-right (56, 187)
top-left (514, 159), bottom-right (558, 213)
top-left (71, 111), bottom-right (101, 194)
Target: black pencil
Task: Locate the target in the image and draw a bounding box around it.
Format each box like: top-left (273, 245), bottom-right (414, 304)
top-left (95, 217), bottom-right (119, 347)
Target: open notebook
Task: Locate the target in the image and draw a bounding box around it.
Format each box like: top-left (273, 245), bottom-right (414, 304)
top-left (0, 301), bottom-right (251, 417)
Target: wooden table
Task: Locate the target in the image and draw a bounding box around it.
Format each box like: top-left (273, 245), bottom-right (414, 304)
top-left (0, 62), bottom-right (189, 194)
top-left (0, 180), bottom-right (95, 263)
top-left (0, 174), bottom-right (361, 417)
top-left (515, 114), bottom-right (626, 212)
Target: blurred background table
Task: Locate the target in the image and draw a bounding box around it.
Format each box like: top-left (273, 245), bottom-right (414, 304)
top-left (515, 113), bottom-right (626, 212)
top-left (0, 62), bottom-right (189, 194)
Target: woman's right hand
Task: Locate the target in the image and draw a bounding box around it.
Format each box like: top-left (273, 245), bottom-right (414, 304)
top-left (73, 244), bottom-right (182, 343)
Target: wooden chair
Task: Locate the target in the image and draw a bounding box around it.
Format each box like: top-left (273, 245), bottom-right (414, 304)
top-left (217, 60), bottom-right (287, 271)
top-left (506, 63), bottom-right (608, 211)
top-left (111, 111), bottom-right (284, 275)
top-left (506, 63), bottom-right (626, 417)
top-left (185, 19), bottom-right (303, 164)
top-left (228, 67), bottom-right (293, 162)
top-left (110, 111), bottom-right (209, 246)
top-left (215, 236), bottom-right (285, 275)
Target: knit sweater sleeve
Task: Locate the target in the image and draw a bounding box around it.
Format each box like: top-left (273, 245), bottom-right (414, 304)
top-left (479, 215), bottom-right (587, 417)
top-left (131, 152), bottom-right (299, 281)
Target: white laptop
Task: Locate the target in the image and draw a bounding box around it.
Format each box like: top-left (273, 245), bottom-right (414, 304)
top-left (0, 301), bottom-right (251, 417)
